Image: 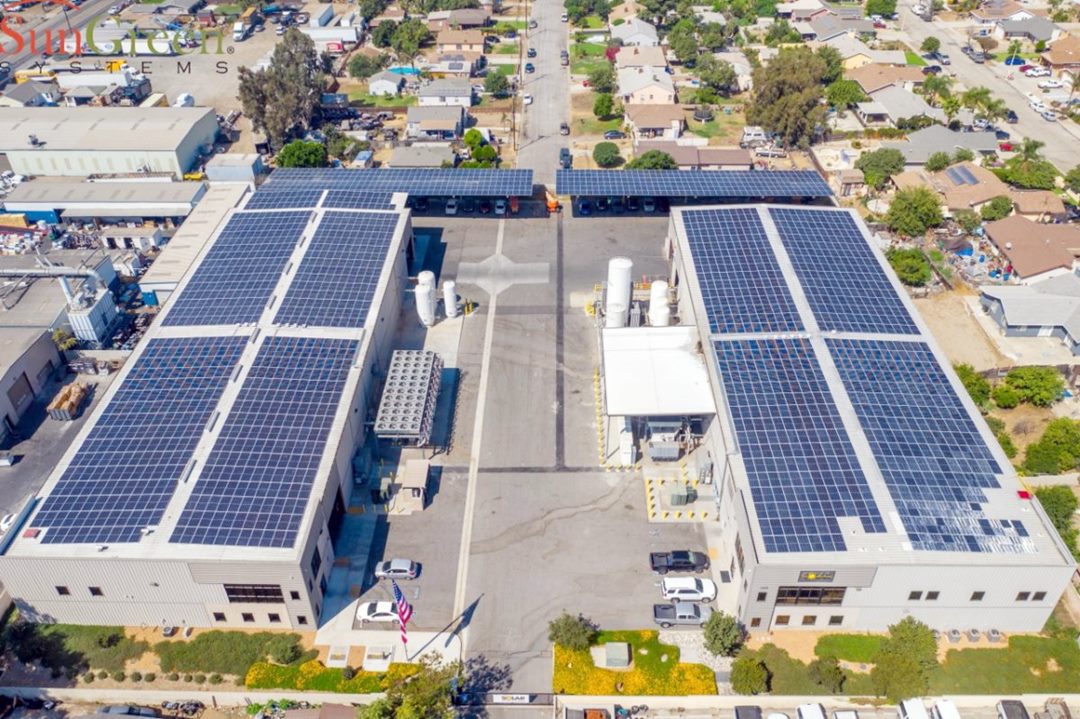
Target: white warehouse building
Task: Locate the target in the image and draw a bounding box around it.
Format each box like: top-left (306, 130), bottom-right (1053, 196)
top-left (0, 107), bottom-right (219, 179)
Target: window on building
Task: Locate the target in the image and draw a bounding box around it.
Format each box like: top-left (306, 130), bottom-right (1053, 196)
top-left (1033, 591), bottom-right (1046, 601)
top-left (290, 590), bottom-right (301, 601)
top-left (224, 584), bottom-right (285, 604)
top-left (241, 613), bottom-right (255, 623)
top-left (310, 547), bottom-right (322, 578)
top-left (734, 535), bottom-right (745, 575)
top-left (775, 615), bottom-right (789, 626)
top-left (926, 591), bottom-right (939, 601)
top-left (802, 615), bottom-right (817, 626)
top-left (298, 616), bottom-right (308, 625)
top-left (829, 615), bottom-right (843, 626)
top-left (756, 591), bottom-right (767, 602)
top-left (56, 586), bottom-right (70, 596)
top-left (909, 591), bottom-right (922, 600)
top-left (268, 613), bottom-right (281, 623)
top-left (319, 574), bottom-right (329, 596)
top-left (89, 587), bottom-right (103, 597)
top-left (750, 618), bottom-right (761, 628)
top-left (776, 586), bottom-right (846, 605)
top-left (971, 591), bottom-right (985, 601)
top-left (1016, 592), bottom-right (1030, 601)
top-left (213, 612), bottom-right (226, 622)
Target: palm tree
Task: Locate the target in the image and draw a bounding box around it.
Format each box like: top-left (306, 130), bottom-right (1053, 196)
top-left (920, 74), bottom-right (953, 106)
top-left (1006, 40), bottom-right (1022, 65)
top-left (981, 98), bottom-right (1008, 123)
top-left (961, 86), bottom-right (991, 110)
top-left (1020, 138), bottom-right (1044, 162)
top-left (942, 94), bottom-right (962, 123)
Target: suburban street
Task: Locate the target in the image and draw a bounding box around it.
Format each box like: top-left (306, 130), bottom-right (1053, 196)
top-left (515, 0), bottom-right (570, 185)
top-left (2, 0), bottom-right (124, 72)
top-left (896, 0), bottom-right (1080, 172)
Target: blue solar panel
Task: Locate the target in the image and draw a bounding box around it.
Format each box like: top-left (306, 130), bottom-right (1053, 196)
top-left (322, 190), bottom-right (396, 209)
top-left (682, 208), bottom-right (803, 334)
top-left (32, 337), bottom-right (247, 544)
top-left (556, 170), bottom-right (832, 198)
top-left (275, 211), bottom-right (399, 328)
top-left (163, 211), bottom-right (311, 327)
top-left (170, 336), bottom-right (359, 548)
top-left (713, 338), bottom-right (886, 553)
top-left (828, 339), bottom-right (1029, 554)
top-left (769, 208), bottom-right (919, 335)
top-left (244, 188), bottom-right (325, 210)
top-left (266, 168), bottom-right (534, 197)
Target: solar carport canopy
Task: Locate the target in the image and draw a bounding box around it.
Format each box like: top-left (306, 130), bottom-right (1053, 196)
top-left (266, 167), bottom-right (535, 197)
top-left (555, 169), bottom-right (832, 199)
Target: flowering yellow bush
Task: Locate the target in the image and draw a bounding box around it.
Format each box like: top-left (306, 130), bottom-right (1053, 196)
top-left (379, 662), bottom-right (422, 691)
top-left (244, 660), bottom-right (383, 693)
top-left (552, 631), bottom-right (717, 696)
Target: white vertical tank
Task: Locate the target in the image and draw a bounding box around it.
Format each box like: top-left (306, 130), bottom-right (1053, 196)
top-left (416, 283), bottom-right (436, 327)
top-left (418, 271), bottom-right (436, 288)
top-left (443, 279), bottom-right (458, 319)
top-left (649, 280), bottom-right (671, 327)
top-left (605, 257), bottom-right (633, 329)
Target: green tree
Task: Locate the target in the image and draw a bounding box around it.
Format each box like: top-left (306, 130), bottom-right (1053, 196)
top-left (953, 209), bottom-right (981, 234)
top-left (702, 613), bottom-right (744, 657)
top-left (463, 128), bottom-right (484, 150)
top-left (473, 145), bottom-right (497, 164)
top-left (871, 651), bottom-right (926, 703)
top-left (808, 656), bottom-right (845, 693)
top-left (979, 195), bottom-right (1014, 221)
top-left (372, 20), bottom-right (398, 47)
top-left (52, 328), bottom-right (77, 351)
top-left (953, 147), bottom-right (975, 163)
top-left (921, 36), bottom-right (941, 53)
top-left (1023, 418), bottom-right (1080, 475)
top-left (593, 141), bottom-right (622, 167)
top-left (924, 151), bottom-right (951, 172)
top-left (276, 140), bottom-right (327, 168)
top-left (1034, 486), bottom-right (1079, 558)
top-left (886, 248), bottom-right (932, 286)
top-left (886, 617), bottom-right (938, 672)
top-left (238, 29), bottom-right (326, 150)
top-left (1065, 165), bottom-right (1080, 194)
top-left (816, 46), bottom-right (843, 84)
top-left (919, 73), bottom-right (953, 106)
top-left (349, 52), bottom-right (389, 78)
top-left (1006, 39), bottom-right (1022, 64)
top-left (992, 383), bottom-right (1020, 409)
top-left (626, 150), bottom-right (678, 169)
top-left (730, 656), bottom-right (770, 694)
top-left (360, 657), bottom-right (459, 719)
top-left (1001, 139), bottom-right (1059, 190)
top-left (886, 186), bottom-right (943, 237)
top-left (954, 363), bottom-right (990, 405)
top-left (593, 92), bottom-right (614, 119)
top-left (825, 79), bottom-right (866, 108)
top-left (697, 54), bottom-right (738, 96)
top-left (764, 19), bottom-right (801, 46)
top-left (699, 22), bottom-right (728, 51)
top-left (484, 72), bottom-right (509, 97)
top-left (359, 0), bottom-right (390, 21)
top-left (390, 18), bottom-right (432, 63)
top-left (865, 0), bottom-right (897, 15)
top-left (746, 46), bottom-right (827, 149)
top-left (855, 148), bottom-right (905, 190)
top-left (668, 20), bottom-right (700, 63)
top-left (1004, 366), bottom-right (1065, 407)
top-left (547, 613), bottom-right (598, 650)
top-left (588, 64), bottom-right (616, 93)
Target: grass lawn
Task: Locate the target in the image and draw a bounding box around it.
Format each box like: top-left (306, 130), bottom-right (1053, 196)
top-left (572, 58), bottom-right (611, 75)
top-left (991, 51), bottom-right (1041, 62)
top-left (216, 3), bottom-right (242, 14)
top-left (24, 625), bottom-right (150, 673)
top-left (572, 42), bottom-right (607, 58)
top-left (576, 14), bottom-right (606, 29)
top-left (930, 636), bottom-right (1080, 694)
top-left (740, 644), bottom-right (875, 696)
top-left (349, 91), bottom-right (416, 107)
top-left (815, 634), bottom-right (885, 663)
top-left (905, 50), bottom-right (927, 66)
top-left (495, 43), bottom-right (520, 55)
top-left (687, 109), bottom-right (744, 144)
top-left (156, 631), bottom-right (312, 678)
top-left (552, 630), bottom-right (716, 695)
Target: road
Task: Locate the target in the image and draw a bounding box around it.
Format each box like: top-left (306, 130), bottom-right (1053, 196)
top-left (896, 0), bottom-right (1080, 172)
top-left (1, 0), bottom-right (122, 73)
top-left (514, 0), bottom-right (570, 185)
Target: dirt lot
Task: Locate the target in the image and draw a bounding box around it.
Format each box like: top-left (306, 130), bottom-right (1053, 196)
top-left (989, 403), bottom-right (1057, 460)
top-left (914, 288), bottom-right (1009, 371)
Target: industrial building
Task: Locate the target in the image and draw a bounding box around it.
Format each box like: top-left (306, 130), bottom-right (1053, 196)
top-left (0, 107), bottom-right (220, 179)
top-left (3, 180), bottom-right (208, 225)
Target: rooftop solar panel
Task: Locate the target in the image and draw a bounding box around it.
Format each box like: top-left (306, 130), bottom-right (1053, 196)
top-left (244, 188), bottom-right (325, 210)
top-left (322, 190), bottom-right (396, 209)
top-left (769, 208), bottom-right (919, 335)
top-left (163, 211), bottom-right (311, 327)
top-left (170, 336), bottom-right (359, 548)
top-left (32, 337), bottom-right (247, 544)
top-left (682, 208), bottom-right (803, 334)
top-left (555, 170), bottom-right (832, 198)
top-left (266, 168), bottom-right (534, 197)
top-left (275, 211), bottom-right (399, 328)
top-left (713, 337), bottom-right (886, 553)
top-left (828, 339), bottom-right (1030, 554)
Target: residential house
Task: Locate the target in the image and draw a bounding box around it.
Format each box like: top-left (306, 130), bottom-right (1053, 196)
top-left (417, 78), bottom-right (473, 107)
top-left (855, 85), bottom-right (944, 127)
top-left (712, 51), bottom-right (754, 91)
top-left (836, 168), bottom-right (865, 197)
top-left (406, 105), bottom-right (466, 139)
top-left (370, 5), bottom-right (406, 27)
top-left (1009, 189), bottom-right (1066, 222)
top-left (775, 0), bottom-right (829, 21)
top-left (0, 81), bottom-right (60, 108)
top-left (634, 141), bottom-right (753, 170)
top-left (824, 34), bottom-right (907, 69)
top-left (882, 125), bottom-right (999, 166)
top-left (993, 16), bottom-right (1062, 44)
top-left (928, 161), bottom-right (1011, 213)
top-left (971, 0), bottom-right (1032, 26)
top-left (803, 15), bottom-right (875, 42)
top-left (425, 52), bottom-right (484, 78)
top-left (1040, 35), bottom-right (1080, 75)
top-left (436, 28), bottom-right (485, 53)
top-left (609, 0), bottom-right (645, 23)
top-left (980, 274), bottom-right (1080, 355)
top-left (846, 63), bottom-right (925, 94)
top-left (615, 45), bottom-right (668, 70)
top-left (611, 18), bottom-right (659, 46)
top-left (368, 71), bottom-right (404, 97)
top-left (691, 5), bottom-right (728, 25)
top-left (625, 104), bottom-right (685, 140)
top-left (389, 143), bottom-right (456, 168)
top-left (617, 67), bottom-right (676, 104)
top-left (982, 215), bottom-right (1080, 284)
top-left (447, 8), bottom-right (490, 27)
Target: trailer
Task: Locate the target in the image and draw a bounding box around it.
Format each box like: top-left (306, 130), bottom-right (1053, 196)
top-left (299, 26), bottom-right (358, 44)
top-left (309, 3), bottom-right (333, 26)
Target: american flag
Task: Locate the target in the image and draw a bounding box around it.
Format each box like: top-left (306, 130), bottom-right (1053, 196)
top-left (392, 580), bottom-right (413, 644)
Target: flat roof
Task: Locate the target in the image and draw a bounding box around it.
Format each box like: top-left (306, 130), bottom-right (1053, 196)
top-left (4, 180), bottom-right (206, 209)
top-left (671, 204), bottom-right (1072, 567)
top-left (602, 326), bottom-right (716, 416)
top-left (0, 107), bottom-right (216, 153)
top-left (0, 248), bottom-right (113, 328)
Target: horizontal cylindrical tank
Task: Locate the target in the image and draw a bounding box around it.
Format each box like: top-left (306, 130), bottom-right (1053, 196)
top-left (649, 280), bottom-right (670, 327)
top-left (605, 257), bottom-right (633, 329)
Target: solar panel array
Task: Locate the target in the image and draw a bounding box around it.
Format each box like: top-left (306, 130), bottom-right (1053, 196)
top-left (170, 337), bottom-right (358, 548)
top-left (244, 188), bottom-right (325, 210)
top-left (163, 211), bottom-right (311, 326)
top-left (713, 338), bottom-right (886, 553)
top-left (267, 167), bottom-right (534, 197)
top-left (275, 211), bottom-right (399, 328)
top-left (828, 339), bottom-right (1028, 554)
top-left (682, 208), bottom-right (803, 334)
top-left (769, 208), bottom-right (920, 335)
top-left (32, 337), bottom-right (247, 544)
top-left (322, 190), bottom-right (397, 210)
top-left (555, 169), bottom-right (832, 198)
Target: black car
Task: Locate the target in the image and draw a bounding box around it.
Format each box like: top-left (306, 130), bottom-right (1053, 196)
top-left (1006, 109), bottom-right (1019, 124)
top-left (527, 47), bottom-right (536, 58)
top-left (922, 64), bottom-right (942, 75)
top-left (596, 197), bottom-right (610, 212)
top-left (995, 129), bottom-right (1010, 141)
top-left (559, 121), bottom-right (570, 135)
top-left (611, 198), bottom-right (626, 213)
top-left (525, 62), bottom-right (535, 73)
top-left (649, 550), bottom-right (710, 574)
top-left (461, 198), bottom-right (477, 213)
top-left (603, 130), bottom-right (626, 140)
top-left (656, 197), bottom-right (670, 213)
top-left (559, 147), bottom-right (572, 169)
top-left (578, 199), bottom-right (592, 215)
top-left (413, 197), bottom-right (429, 211)
top-left (626, 196), bottom-right (640, 212)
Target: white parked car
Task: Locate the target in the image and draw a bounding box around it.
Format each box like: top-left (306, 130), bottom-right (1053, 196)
top-left (1029, 98), bottom-right (1047, 112)
top-left (522, 93), bottom-right (533, 105)
top-left (444, 198), bottom-right (458, 215)
top-left (1024, 67), bottom-right (1051, 78)
top-left (1038, 79), bottom-right (1064, 90)
top-left (356, 601), bottom-right (401, 624)
top-left (0, 513), bottom-right (16, 533)
top-left (1041, 110), bottom-right (1058, 122)
top-left (494, 199), bottom-right (507, 215)
top-left (373, 558), bottom-right (419, 580)
top-left (560, 11), bottom-right (568, 21)
top-left (660, 577), bottom-right (717, 602)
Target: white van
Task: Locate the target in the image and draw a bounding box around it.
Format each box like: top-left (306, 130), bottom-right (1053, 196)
top-left (932, 700), bottom-right (962, 719)
top-left (797, 705), bottom-right (827, 719)
top-left (740, 125), bottom-right (769, 148)
top-left (899, 700), bottom-right (930, 719)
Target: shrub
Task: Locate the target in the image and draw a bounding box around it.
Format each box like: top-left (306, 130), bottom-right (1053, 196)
top-left (592, 141), bottom-right (622, 168)
top-left (731, 656), bottom-right (770, 694)
top-left (703, 612), bottom-right (744, 657)
top-left (270, 641), bottom-right (302, 665)
top-left (130, 671), bottom-right (142, 682)
top-left (980, 195), bottom-right (1014, 222)
top-left (1004, 366), bottom-right (1064, 407)
top-left (97, 670), bottom-right (109, 680)
top-left (112, 671), bottom-right (126, 682)
top-left (954, 209), bottom-right (981, 234)
top-left (209, 673), bottom-right (223, 685)
top-left (997, 431), bottom-right (1018, 458)
top-left (144, 672), bottom-right (156, 682)
top-left (992, 384), bottom-right (1020, 409)
top-left (1023, 418), bottom-right (1080, 475)
top-left (183, 674), bottom-right (193, 682)
top-left (167, 672), bottom-right (179, 681)
top-left (547, 613), bottom-right (598, 650)
top-left (886, 247), bottom-right (932, 286)
top-left (886, 186), bottom-right (943, 237)
top-left (808, 656), bottom-right (845, 692)
top-left (194, 673), bottom-right (207, 684)
top-left (954, 363), bottom-right (990, 405)
top-left (342, 665), bottom-right (356, 680)
top-left (925, 151), bottom-right (951, 172)
top-left (83, 672), bottom-right (95, 683)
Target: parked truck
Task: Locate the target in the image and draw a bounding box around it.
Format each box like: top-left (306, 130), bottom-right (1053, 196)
top-left (652, 601), bottom-right (713, 628)
top-left (649, 550), bottom-right (709, 575)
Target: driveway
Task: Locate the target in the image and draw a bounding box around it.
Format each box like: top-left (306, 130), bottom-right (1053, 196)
top-left (514, 0), bottom-right (571, 185)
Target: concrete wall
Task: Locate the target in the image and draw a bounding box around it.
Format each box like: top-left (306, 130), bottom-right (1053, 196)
top-left (1, 331), bottom-right (60, 429)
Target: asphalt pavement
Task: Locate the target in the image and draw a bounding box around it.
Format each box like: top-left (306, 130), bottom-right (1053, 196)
top-left (515, 0), bottom-right (570, 186)
top-left (2, 0), bottom-right (122, 73)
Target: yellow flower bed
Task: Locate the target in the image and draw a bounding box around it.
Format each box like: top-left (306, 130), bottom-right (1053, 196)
top-left (245, 659), bottom-right (389, 693)
top-left (552, 631), bottom-right (717, 696)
